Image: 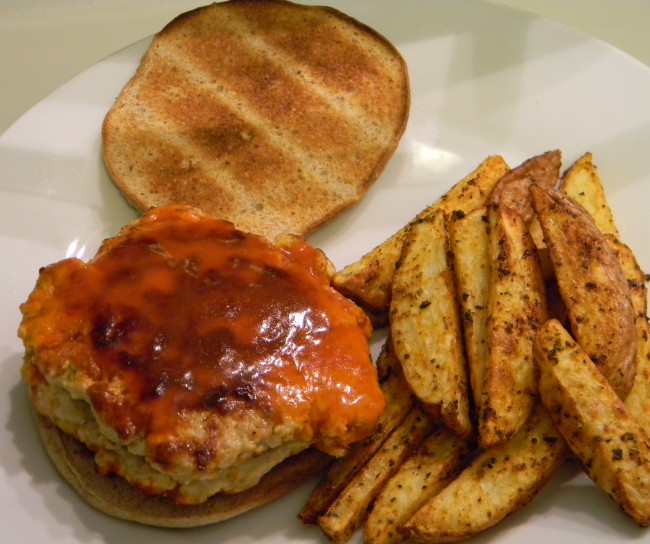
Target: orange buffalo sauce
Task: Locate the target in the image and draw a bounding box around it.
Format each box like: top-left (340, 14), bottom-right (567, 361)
top-left (20, 206), bottom-right (384, 457)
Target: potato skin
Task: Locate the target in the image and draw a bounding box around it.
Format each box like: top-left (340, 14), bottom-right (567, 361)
top-left (535, 319), bottom-right (650, 527)
top-left (487, 149), bottom-right (561, 222)
top-left (530, 184), bottom-right (637, 398)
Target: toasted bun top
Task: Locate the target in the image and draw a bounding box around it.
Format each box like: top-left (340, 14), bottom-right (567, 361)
top-left (33, 411), bottom-right (331, 527)
top-left (102, 0), bottom-right (410, 240)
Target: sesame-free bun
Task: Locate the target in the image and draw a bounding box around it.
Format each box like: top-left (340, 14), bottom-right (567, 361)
top-left (102, 0), bottom-right (410, 240)
top-left (33, 410), bottom-right (331, 527)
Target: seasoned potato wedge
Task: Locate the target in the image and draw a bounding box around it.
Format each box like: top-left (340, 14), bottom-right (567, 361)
top-left (559, 151), bottom-right (619, 238)
top-left (365, 428), bottom-right (469, 544)
top-left (332, 155), bottom-right (509, 313)
top-left (606, 234), bottom-right (648, 319)
top-left (487, 149), bottom-right (561, 222)
top-left (609, 236), bottom-right (650, 432)
top-left (317, 407), bottom-right (435, 544)
top-left (625, 317), bottom-right (650, 433)
top-left (304, 150), bottom-right (650, 544)
top-left (479, 204), bottom-right (548, 448)
top-left (332, 237), bottom-right (404, 315)
top-left (448, 207), bottom-right (490, 409)
top-left (390, 213), bottom-right (471, 437)
top-left (535, 319), bottom-right (650, 526)
top-left (400, 403), bottom-right (567, 543)
top-left (530, 184), bottom-right (637, 398)
top-left (488, 150), bottom-right (560, 278)
top-left (299, 341), bottom-right (414, 524)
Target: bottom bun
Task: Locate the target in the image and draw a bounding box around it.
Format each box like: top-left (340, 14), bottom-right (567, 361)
top-left (33, 410), bottom-right (332, 527)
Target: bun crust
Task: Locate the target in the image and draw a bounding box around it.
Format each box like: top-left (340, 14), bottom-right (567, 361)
top-left (33, 410), bottom-right (331, 527)
top-left (102, 0), bottom-right (410, 240)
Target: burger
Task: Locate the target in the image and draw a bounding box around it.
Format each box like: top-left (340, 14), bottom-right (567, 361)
top-left (18, 205), bottom-right (384, 527)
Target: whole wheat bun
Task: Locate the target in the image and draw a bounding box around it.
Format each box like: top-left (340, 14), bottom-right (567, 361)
top-left (102, 0), bottom-right (410, 240)
top-left (33, 410), bottom-right (332, 527)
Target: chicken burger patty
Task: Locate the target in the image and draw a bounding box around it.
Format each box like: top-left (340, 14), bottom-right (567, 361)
top-left (19, 205), bottom-right (384, 506)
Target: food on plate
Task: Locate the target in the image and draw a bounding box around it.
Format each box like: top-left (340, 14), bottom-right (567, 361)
top-left (317, 406), bottom-right (435, 543)
top-left (302, 150), bottom-right (648, 543)
top-left (487, 149), bottom-right (560, 262)
top-left (559, 151), bottom-right (619, 237)
top-left (608, 235), bottom-right (648, 319)
top-left (364, 427), bottom-right (469, 544)
top-left (332, 155), bottom-right (510, 314)
top-left (478, 203), bottom-right (548, 448)
top-left (625, 313), bottom-right (650, 433)
top-left (389, 212), bottom-right (472, 438)
top-left (400, 403), bottom-right (567, 543)
top-left (102, 0), bottom-right (410, 241)
top-left (18, 205), bottom-right (385, 526)
top-left (487, 149), bottom-right (561, 222)
top-left (299, 341), bottom-right (414, 525)
top-left (448, 207), bottom-right (490, 410)
top-left (33, 414), bottom-right (330, 527)
top-left (612, 237), bottom-right (650, 432)
top-left (534, 319), bottom-right (650, 526)
top-left (557, 160), bottom-right (650, 427)
top-left (530, 184), bottom-right (637, 398)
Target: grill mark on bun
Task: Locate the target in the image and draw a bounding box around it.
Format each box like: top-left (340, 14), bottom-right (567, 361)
top-left (178, 6), bottom-right (406, 141)
top-left (102, 0), bottom-right (410, 240)
top-left (140, 39), bottom-right (387, 199)
top-left (140, 45), bottom-right (362, 190)
top-left (107, 100), bottom-right (355, 236)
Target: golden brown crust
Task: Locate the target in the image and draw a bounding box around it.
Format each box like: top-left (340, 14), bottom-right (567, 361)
top-left (530, 185), bottom-right (637, 398)
top-left (33, 409), bottom-right (332, 528)
top-left (486, 149), bottom-right (561, 222)
top-left (102, 0), bottom-right (410, 240)
top-left (331, 155), bottom-right (510, 314)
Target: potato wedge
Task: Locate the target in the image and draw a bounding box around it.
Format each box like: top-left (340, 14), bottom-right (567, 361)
top-left (487, 149), bottom-right (561, 222)
top-left (332, 155), bottom-right (510, 313)
top-left (364, 428), bottom-right (469, 544)
top-left (390, 213), bottom-right (471, 437)
top-left (400, 403), bottom-right (567, 543)
top-left (530, 184), bottom-right (637, 398)
top-left (609, 236), bottom-right (650, 432)
top-left (487, 150), bottom-right (559, 278)
top-left (318, 407), bottom-right (435, 544)
top-left (624, 316), bottom-right (650, 434)
top-left (448, 207), bottom-right (490, 409)
top-left (534, 319), bottom-right (650, 526)
top-left (606, 234), bottom-right (648, 319)
top-left (299, 340), bottom-right (415, 524)
top-left (559, 151), bottom-right (619, 238)
top-left (479, 204), bottom-right (548, 448)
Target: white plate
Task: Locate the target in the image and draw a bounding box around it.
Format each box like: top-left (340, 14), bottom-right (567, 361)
top-left (1, 1), bottom-right (649, 543)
